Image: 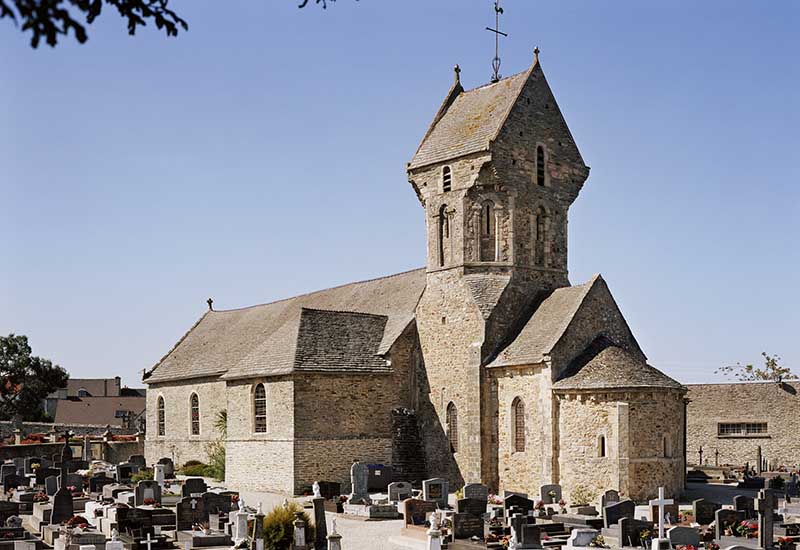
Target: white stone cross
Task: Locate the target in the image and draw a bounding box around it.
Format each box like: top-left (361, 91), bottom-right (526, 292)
top-left (649, 487), bottom-right (674, 540)
top-left (142, 533), bottom-right (156, 550)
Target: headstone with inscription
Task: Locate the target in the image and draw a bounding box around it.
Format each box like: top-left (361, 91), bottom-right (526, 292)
top-left (540, 484), bottom-right (562, 505)
top-left (453, 513), bottom-right (483, 539)
top-left (692, 499), bottom-right (721, 526)
top-left (504, 494), bottom-right (534, 517)
top-left (181, 478), bottom-right (207, 498)
top-left (734, 495), bottom-right (756, 519)
top-left (603, 499), bottom-right (635, 529)
top-left (403, 498), bottom-right (436, 527)
top-left (668, 526), bottom-right (701, 548)
top-left (463, 483), bottom-right (489, 502)
top-left (388, 482), bottom-right (413, 503)
top-left (135, 481), bottom-right (162, 506)
top-left (422, 478), bottom-right (448, 509)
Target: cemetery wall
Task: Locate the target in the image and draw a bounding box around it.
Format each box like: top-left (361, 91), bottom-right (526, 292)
top-left (556, 394), bottom-right (619, 502)
top-left (686, 381), bottom-right (800, 468)
top-left (0, 439), bottom-right (143, 463)
top-left (224, 377), bottom-right (294, 494)
top-left (294, 438), bottom-right (392, 494)
top-left (105, 441), bottom-right (145, 464)
top-left (144, 377), bottom-right (227, 467)
top-left (0, 422), bottom-right (136, 438)
top-left (415, 270), bottom-right (484, 488)
top-left (493, 364), bottom-right (550, 495)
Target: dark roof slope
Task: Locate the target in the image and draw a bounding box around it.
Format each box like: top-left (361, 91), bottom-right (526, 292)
top-left (486, 277), bottom-right (597, 368)
top-left (294, 309), bottom-right (389, 373)
top-left (146, 268), bottom-right (426, 383)
top-left (54, 396), bottom-right (146, 426)
top-left (553, 339), bottom-right (683, 391)
top-left (408, 69), bottom-right (530, 170)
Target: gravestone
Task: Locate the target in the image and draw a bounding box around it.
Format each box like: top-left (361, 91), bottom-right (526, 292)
top-left (155, 458), bottom-right (174, 479)
top-left (668, 526), bottom-right (701, 547)
top-left (756, 489), bottom-right (776, 550)
top-left (35, 467), bottom-right (59, 486)
top-left (453, 513), bottom-right (483, 539)
top-left (456, 498), bottom-right (486, 518)
top-left (348, 462), bottom-right (370, 504)
top-left (650, 502), bottom-right (679, 524)
top-left (181, 478), bottom-right (207, 498)
top-left (403, 498), bottom-right (436, 526)
top-left (0, 464), bottom-right (16, 483)
top-left (503, 490), bottom-right (528, 499)
top-left (0, 502), bottom-right (20, 524)
top-left (618, 517), bottom-right (652, 548)
top-left (692, 499), bottom-right (721, 526)
top-left (566, 528), bottom-right (600, 548)
top-left (540, 484), bottom-right (562, 505)
top-left (601, 489), bottom-right (620, 510)
top-left (176, 497), bottom-right (206, 530)
top-left (103, 483), bottom-right (132, 500)
top-left (115, 463), bottom-right (137, 483)
top-left (24, 458), bottom-right (45, 475)
top-left (504, 494), bottom-right (534, 517)
top-left (202, 492), bottom-right (232, 514)
top-left (3, 474), bottom-right (25, 494)
top-left (127, 456), bottom-right (146, 468)
top-left (89, 474), bottom-right (112, 493)
top-left (312, 497), bottom-right (327, 550)
top-left (603, 499), bottom-right (635, 529)
top-left (115, 507), bottom-right (153, 536)
top-left (388, 482), bottom-right (413, 503)
top-left (315, 481), bottom-right (340, 500)
top-left (463, 483), bottom-right (489, 502)
top-left (510, 513), bottom-right (541, 549)
top-left (134, 481), bottom-right (162, 506)
top-left (49, 488), bottom-right (73, 525)
top-left (734, 495), bottom-right (756, 519)
top-left (153, 465), bottom-right (165, 488)
top-left (44, 476), bottom-right (59, 496)
top-left (64, 460), bottom-right (89, 473)
top-left (63, 473), bottom-right (84, 492)
top-left (366, 464), bottom-right (392, 492)
top-left (422, 478), bottom-right (448, 509)
top-left (715, 508), bottom-right (745, 540)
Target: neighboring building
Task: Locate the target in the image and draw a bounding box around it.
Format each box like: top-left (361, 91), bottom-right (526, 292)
top-left (44, 376), bottom-right (146, 430)
top-left (144, 53), bottom-right (686, 500)
top-left (686, 381), bottom-right (800, 469)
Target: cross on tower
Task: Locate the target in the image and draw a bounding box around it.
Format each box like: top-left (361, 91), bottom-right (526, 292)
top-left (649, 487), bottom-right (674, 549)
top-left (485, 0), bottom-right (508, 83)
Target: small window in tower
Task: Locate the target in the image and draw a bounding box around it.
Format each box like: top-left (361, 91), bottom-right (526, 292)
top-left (536, 146), bottom-right (546, 187)
top-left (190, 393), bottom-right (200, 435)
top-left (442, 166), bottom-right (452, 192)
top-left (512, 397), bottom-right (525, 452)
top-left (446, 402), bottom-right (458, 453)
top-left (254, 383), bottom-right (267, 433)
top-left (482, 203), bottom-right (495, 236)
top-left (598, 435), bottom-right (606, 457)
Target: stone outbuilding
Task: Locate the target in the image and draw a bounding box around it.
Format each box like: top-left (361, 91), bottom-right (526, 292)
top-left (144, 52), bottom-right (686, 501)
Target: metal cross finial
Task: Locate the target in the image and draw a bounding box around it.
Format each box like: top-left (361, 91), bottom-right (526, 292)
top-left (206, 298), bottom-right (213, 310)
top-left (485, 0), bottom-right (508, 83)
top-left (454, 64), bottom-right (461, 85)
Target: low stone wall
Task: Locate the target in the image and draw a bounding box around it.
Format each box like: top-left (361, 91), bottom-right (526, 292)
top-left (0, 421), bottom-right (137, 439)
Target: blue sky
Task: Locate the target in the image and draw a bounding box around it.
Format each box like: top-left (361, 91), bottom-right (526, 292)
top-left (1, 0), bottom-right (798, 388)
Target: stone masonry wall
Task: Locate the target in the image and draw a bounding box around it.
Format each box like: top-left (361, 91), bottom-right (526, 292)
top-left (145, 377), bottom-right (226, 467)
top-left (491, 364), bottom-right (551, 495)
top-left (686, 381), bottom-right (800, 468)
top-left (225, 377), bottom-right (294, 494)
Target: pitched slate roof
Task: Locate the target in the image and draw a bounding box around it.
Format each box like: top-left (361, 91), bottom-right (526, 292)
top-left (553, 339), bottom-right (684, 391)
top-left (486, 277), bottom-right (597, 368)
top-left (145, 269), bottom-right (426, 383)
top-left (54, 396), bottom-right (146, 427)
top-left (408, 69), bottom-right (530, 170)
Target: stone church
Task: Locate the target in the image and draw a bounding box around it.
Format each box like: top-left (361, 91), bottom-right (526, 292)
top-left (144, 52), bottom-right (686, 501)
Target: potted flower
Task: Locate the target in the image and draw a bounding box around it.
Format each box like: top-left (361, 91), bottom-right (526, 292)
top-left (558, 499), bottom-right (567, 514)
top-left (143, 498), bottom-right (157, 506)
top-left (33, 492), bottom-right (48, 503)
top-left (778, 537), bottom-right (796, 550)
top-left (535, 500), bottom-right (546, 517)
top-left (736, 521), bottom-right (758, 539)
top-left (639, 528), bottom-right (652, 548)
top-left (589, 535), bottom-right (609, 548)
top-left (706, 543), bottom-right (720, 550)
top-left (487, 494), bottom-right (503, 505)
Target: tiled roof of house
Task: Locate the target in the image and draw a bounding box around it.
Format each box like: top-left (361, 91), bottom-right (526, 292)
top-left (553, 338), bottom-right (684, 391)
top-left (408, 69), bottom-right (530, 170)
top-left (145, 268), bottom-right (426, 383)
top-left (54, 396), bottom-right (146, 427)
top-left (486, 276), bottom-right (598, 368)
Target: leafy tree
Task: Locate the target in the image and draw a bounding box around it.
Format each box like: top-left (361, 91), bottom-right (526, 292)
top-left (1, 0), bottom-right (187, 48)
top-left (0, 334), bottom-right (69, 421)
top-left (716, 352), bottom-right (796, 382)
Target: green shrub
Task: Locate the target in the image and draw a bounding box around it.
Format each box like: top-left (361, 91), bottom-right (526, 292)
top-left (183, 460), bottom-right (204, 468)
top-left (180, 463), bottom-right (209, 477)
top-left (205, 440), bottom-right (225, 481)
top-left (262, 502), bottom-right (314, 550)
top-left (131, 469), bottom-right (154, 482)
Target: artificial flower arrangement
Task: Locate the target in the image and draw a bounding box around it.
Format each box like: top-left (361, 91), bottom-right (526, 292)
top-left (558, 499), bottom-right (567, 514)
top-left (487, 494), bottom-right (503, 505)
top-left (33, 492), bottom-right (49, 503)
top-left (589, 535), bottom-right (609, 548)
top-left (736, 521), bottom-right (758, 538)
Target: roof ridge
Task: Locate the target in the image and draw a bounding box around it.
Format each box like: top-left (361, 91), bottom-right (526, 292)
top-left (208, 267), bottom-right (426, 314)
top-left (144, 311), bottom-right (211, 382)
top-left (488, 65), bottom-right (536, 145)
top-left (463, 68), bottom-right (529, 94)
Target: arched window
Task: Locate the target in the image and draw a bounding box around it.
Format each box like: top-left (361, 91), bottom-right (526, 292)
top-left (446, 402), bottom-right (458, 453)
top-left (482, 203), bottom-right (494, 236)
top-left (442, 166), bottom-right (452, 192)
top-left (534, 206), bottom-right (548, 267)
top-left (512, 397), bottom-right (525, 452)
top-left (189, 393), bottom-right (200, 435)
top-left (157, 396), bottom-right (165, 436)
top-left (438, 205), bottom-right (450, 267)
top-left (480, 201), bottom-right (497, 262)
top-left (77, 388), bottom-right (90, 397)
top-left (254, 383), bottom-right (267, 433)
top-left (598, 435), bottom-right (606, 458)
top-left (663, 435), bottom-right (671, 458)
top-left (536, 145), bottom-right (546, 187)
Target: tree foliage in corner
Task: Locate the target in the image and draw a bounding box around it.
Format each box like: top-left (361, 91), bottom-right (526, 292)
top-left (0, 334), bottom-right (69, 421)
top-left (716, 352), bottom-right (796, 382)
top-left (1, 0), bottom-right (187, 48)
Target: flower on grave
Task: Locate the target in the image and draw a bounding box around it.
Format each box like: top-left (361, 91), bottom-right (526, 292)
top-left (548, 490), bottom-right (557, 498)
top-left (231, 495), bottom-right (239, 502)
top-left (487, 493), bottom-right (503, 505)
top-left (31, 463), bottom-right (41, 470)
top-left (589, 535), bottom-right (609, 548)
top-left (706, 543), bottom-right (720, 550)
top-left (534, 500), bottom-right (545, 510)
top-left (639, 529), bottom-right (652, 544)
top-left (65, 515), bottom-right (89, 527)
top-left (676, 545), bottom-right (697, 550)
top-left (33, 492), bottom-right (48, 503)
top-left (66, 485), bottom-right (77, 492)
top-left (143, 498), bottom-right (157, 505)
top-left (338, 495), bottom-right (347, 503)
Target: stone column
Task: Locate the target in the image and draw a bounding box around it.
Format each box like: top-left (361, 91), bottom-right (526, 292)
top-left (326, 519), bottom-right (342, 550)
top-left (312, 497), bottom-right (327, 550)
top-left (13, 429), bottom-right (21, 446)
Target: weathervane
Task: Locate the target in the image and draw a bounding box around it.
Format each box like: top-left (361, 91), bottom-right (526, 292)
top-left (485, 0), bottom-right (508, 83)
